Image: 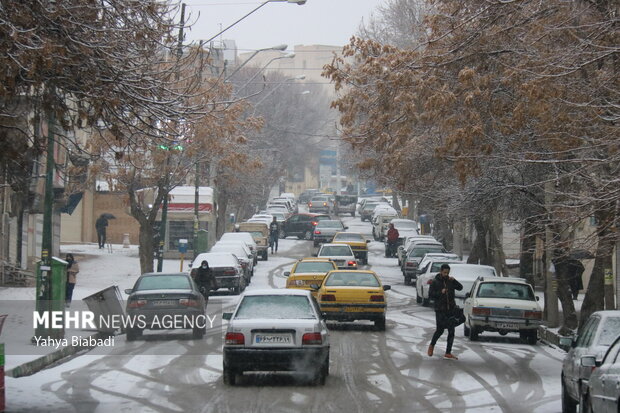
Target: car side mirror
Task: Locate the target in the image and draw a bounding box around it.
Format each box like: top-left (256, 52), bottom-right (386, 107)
top-left (124, 288), bottom-right (133, 295)
top-left (559, 337), bottom-right (574, 349)
top-left (312, 253), bottom-right (318, 257)
top-left (344, 226), bottom-right (349, 230)
top-left (188, 263), bottom-right (192, 268)
top-left (465, 292), bottom-right (471, 298)
top-left (222, 312), bottom-right (233, 321)
top-left (284, 271), bottom-right (291, 277)
top-left (310, 284), bottom-right (320, 291)
top-left (581, 355), bottom-right (599, 368)
top-left (366, 240), bottom-right (371, 243)
top-left (383, 285), bottom-right (391, 291)
top-left (536, 296), bottom-right (540, 301)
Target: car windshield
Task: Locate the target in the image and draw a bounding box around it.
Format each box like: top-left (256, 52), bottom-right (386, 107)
top-left (317, 221), bottom-right (343, 229)
top-left (477, 282), bottom-right (535, 300)
top-left (248, 231), bottom-right (264, 238)
top-left (135, 275), bottom-right (190, 291)
top-left (319, 246), bottom-right (352, 256)
top-left (395, 221), bottom-right (417, 229)
top-left (363, 202), bottom-right (379, 210)
top-left (430, 261), bottom-right (459, 272)
top-left (294, 261), bottom-right (335, 273)
top-left (410, 245), bottom-right (445, 258)
top-left (315, 215), bottom-right (330, 222)
top-left (324, 272), bottom-right (380, 287)
top-left (334, 233), bottom-right (364, 241)
top-left (235, 295), bottom-right (316, 319)
top-left (272, 212), bottom-right (285, 219)
top-left (598, 317), bottom-right (620, 346)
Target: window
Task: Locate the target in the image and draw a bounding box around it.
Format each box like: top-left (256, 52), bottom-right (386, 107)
top-left (325, 272), bottom-right (379, 287)
top-left (334, 233), bottom-right (364, 242)
top-left (317, 221), bottom-right (344, 229)
top-left (294, 261), bottom-right (335, 273)
top-left (411, 246), bottom-right (445, 258)
top-left (597, 317), bottom-right (620, 346)
top-left (576, 317), bottom-right (600, 348)
top-left (476, 282), bottom-right (535, 300)
top-left (135, 275), bottom-right (191, 291)
top-left (235, 295), bottom-right (315, 319)
top-left (319, 245), bottom-right (352, 256)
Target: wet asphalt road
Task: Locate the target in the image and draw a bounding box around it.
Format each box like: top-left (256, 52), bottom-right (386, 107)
top-left (7, 215), bottom-right (564, 413)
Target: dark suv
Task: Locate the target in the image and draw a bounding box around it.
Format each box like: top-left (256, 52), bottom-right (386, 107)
top-left (280, 213), bottom-right (330, 240)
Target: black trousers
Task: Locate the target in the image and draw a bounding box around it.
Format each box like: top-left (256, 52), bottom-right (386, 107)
top-left (66, 282), bottom-right (76, 303)
top-left (97, 229), bottom-right (106, 248)
top-left (431, 311), bottom-right (455, 353)
top-left (269, 233), bottom-right (278, 252)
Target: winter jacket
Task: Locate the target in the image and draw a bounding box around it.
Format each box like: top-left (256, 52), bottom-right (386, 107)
top-left (195, 266), bottom-right (216, 289)
top-left (269, 222), bottom-right (279, 236)
top-left (67, 262), bottom-right (79, 284)
top-left (386, 227), bottom-right (400, 242)
top-left (429, 273), bottom-right (463, 313)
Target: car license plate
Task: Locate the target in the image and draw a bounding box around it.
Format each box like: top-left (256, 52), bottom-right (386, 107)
top-left (255, 334), bottom-right (292, 344)
top-left (343, 307), bottom-right (365, 313)
top-left (496, 322), bottom-right (519, 329)
top-left (151, 300), bottom-right (176, 307)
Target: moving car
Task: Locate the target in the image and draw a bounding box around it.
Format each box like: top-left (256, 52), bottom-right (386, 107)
top-left (284, 258), bottom-right (338, 295)
top-left (308, 195), bottom-right (332, 214)
top-left (191, 252), bottom-right (245, 294)
top-left (560, 311), bottom-right (620, 413)
top-left (237, 222), bottom-right (269, 261)
top-left (124, 272), bottom-right (207, 341)
top-left (331, 232), bottom-right (370, 265)
top-left (219, 232), bottom-right (258, 265)
top-left (222, 289), bottom-right (330, 385)
top-left (313, 219), bottom-right (347, 247)
top-left (279, 213), bottom-right (330, 240)
top-left (401, 240), bottom-right (447, 285)
top-left (463, 277), bottom-right (542, 344)
top-left (583, 334), bottom-right (620, 413)
top-left (316, 243), bottom-right (357, 269)
top-left (299, 189), bottom-right (321, 204)
top-left (334, 194), bottom-right (358, 217)
top-left (316, 270), bottom-right (391, 330)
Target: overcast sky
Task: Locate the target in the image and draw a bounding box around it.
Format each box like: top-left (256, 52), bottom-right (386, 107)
top-left (182, 0), bottom-right (384, 53)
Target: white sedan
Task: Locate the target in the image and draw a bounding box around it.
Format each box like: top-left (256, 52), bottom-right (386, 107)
top-left (222, 289), bottom-right (330, 385)
top-left (316, 243), bottom-right (358, 269)
top-left (585, 335), bottom-right (620, 413)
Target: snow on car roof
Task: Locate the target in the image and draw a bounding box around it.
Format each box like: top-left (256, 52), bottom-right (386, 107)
top-left (192, 252), bottom-right (238, 267)
top-left (241, 288), bottom-right (312, 297)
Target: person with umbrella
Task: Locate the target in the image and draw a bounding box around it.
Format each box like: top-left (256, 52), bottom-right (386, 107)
top-left (95, 213), bottom-right (115, 249)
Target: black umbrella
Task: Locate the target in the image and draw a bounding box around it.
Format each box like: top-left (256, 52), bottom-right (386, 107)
top-left (570, 249), bottom-right (595, 260)
top-left (100, 213), bottom-right (116, 220)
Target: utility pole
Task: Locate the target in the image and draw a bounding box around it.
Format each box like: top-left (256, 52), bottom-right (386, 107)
top-left (157, 2), bottom-right (186, 272)
top-left (544, 181), bottom-right (559, 327)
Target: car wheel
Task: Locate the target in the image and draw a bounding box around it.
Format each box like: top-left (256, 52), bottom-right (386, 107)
top-left (233, 285), bottom-right (241, 295)
top-left (304, 230), bottom-right (313, 240)
top-left (126, 328), bottom-right (141, 342)
top-left (279, 229), bottom-right (286, 239)
top-left (579, 391), bottom-right (592, 413)
top-left (351, 212), bottom-right (355, 217)
top-left (263, 251), bottom-right (268, 261)
top-left (468, 323), bottom-right (479, 341)
top-left (362, 257), bottom-right (368, 265)
top-left (223, 366), bottom-right (238, 385)
top-left (416, 292), bottom-right (422, 304)
top-left (463, 323), bottom-right (470, 337)
top-left (313, 241), bottom-right (319, 247)
top-left (526, 330), bottom-right (537, 345)
top-left (192, 326), bottom-right (205, 339)
top-left (561, 379), bottom-right (577, 413)
top-left (314, 358), bottom-right (329, 386)
top-left (404, 275), bottom-right (411, 286)
top-left (375, 316), bottom-right (386, 331)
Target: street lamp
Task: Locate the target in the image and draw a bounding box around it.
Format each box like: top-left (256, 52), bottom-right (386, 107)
top-left (202, 0), bottom-right (307, 45)
top-left (225, 44), bottom-right (288, 81)
top-left (235, 53), bottom-right (296, 94)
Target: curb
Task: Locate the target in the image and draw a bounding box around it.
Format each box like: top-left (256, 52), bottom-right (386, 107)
top-left (538, 325), bottom-right (569, 350)
top-left (6, 332), bottom-right (108, 378)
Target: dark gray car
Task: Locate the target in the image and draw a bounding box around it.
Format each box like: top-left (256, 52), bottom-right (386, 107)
top-left (124, 272), bottom-right (207, 341)
top-left (313, 220), bottom-right (347, 247)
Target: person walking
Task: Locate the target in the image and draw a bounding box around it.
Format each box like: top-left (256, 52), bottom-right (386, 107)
top-left (65, 253), bottom-right (79, 308)
top-left (195, 260), bottom-right (216, 300)
top-left (269, 217), bottom-right (279, 254)
top-left (567, 259), bottom-right (585, 300)
top-left (428, 263), bottom-right (463, 360)
top-left (95, 215), bottom-right (108, 249)
top-left (386, 223), bottom-right (400, 257)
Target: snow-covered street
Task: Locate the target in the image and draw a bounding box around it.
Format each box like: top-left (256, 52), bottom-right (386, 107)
top-left (4, 216), bottom-right (565, 412)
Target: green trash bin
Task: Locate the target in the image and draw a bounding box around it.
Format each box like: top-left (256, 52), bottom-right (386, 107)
top-left (35, 257), bottom-right (67, 338)
top-left (194, 229), bottom-right (209, 256)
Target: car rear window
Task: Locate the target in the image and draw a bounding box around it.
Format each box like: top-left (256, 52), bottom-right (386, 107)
top-left (294, 261), bottom-right (335, 273)
top-left (476, 282), bottom-right (535, 300)
top-left (317, 221), bottom-right (344, 229)
top-left (235, 295), bottom-right (316, 319)
top-left (324, 272), bottom-right (380, 287)
top-left (319, 246), bottom-right (352, 256)
top-left (334, 233), bottom-right (364, 241)
top-left (315, 215), bottom-right (330, 222)
top-left (410, 245), bottom-right (445, 258)
top-left (598, 317), bottom-right (620, 346)
top-left (135, 275), bottom-right (190, 291)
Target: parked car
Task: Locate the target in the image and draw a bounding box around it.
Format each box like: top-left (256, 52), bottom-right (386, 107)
top-left (280, 213), bottom-right (330, 240)
top-left (209, 242), bottom-right (254, 285)
top-left (401, 241), bottom-right (447, 285)
top-left (397, 235), bottom-right (437, 265)
top-left (415, 255), bottom-right (464, 306)
top-left (371, 212), bottom-right (399, 241)
top-left (315, 243), bottom-right (357, 269)
top-left (359, 201), bottom-right (389, 222)
top-left (124, 272), bottom-right (207, 341)
top-left (316, 270), bottom-right (391, 330)
top-left (299, 189), bottom-right (321, 204)
top-left (308, 195), bottom-right (332, 214)
top-left (219, 232), bottom-right (258, 265)
top-left (313, 220), bottom-right (347, 247)
top-left (331, 232), bottom-right (370, 265)
top-left (390, 219), bottom-right (419, 241)
top-left (237, 222), bottom-right (269, 261)
top-left (191, 252), bottom-right (245, 294)
top-left (284, 258), bottom-right (338, 296)
top-left (463, 277), bottom-right (542, 344)
top-left (270, 198), bottom-right (296, 214)
top-left (371, 205), bottom-right (398, 224)
top-left (222, 289), bottom-right (330, 385)
top-left (266, 204), bottom-right (291, 219)
top-left (583, 334), bottom-right (620, 413)
top-left (334, 194), bottom-right (358, 217)
top-left (560, 311), bottom-right (620, 413)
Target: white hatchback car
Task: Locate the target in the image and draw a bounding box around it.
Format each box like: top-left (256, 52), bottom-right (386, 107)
top-left (463, 277), bottom-right (542, 344)
top-left (222, 289), bottom-right (330, 385)
top-left (316, 243), bottom-right (357, 269)
top-left (415, 257), bottom-right (464, 305)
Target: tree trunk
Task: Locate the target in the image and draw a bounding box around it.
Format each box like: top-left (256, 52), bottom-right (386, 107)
top-left (391, 191), bottom-right (401, 212)
top-left (138, 223), bottom-right (155, 274)
top-left (216, 192), bottom-right (229, 239)
top-left (467, 217), bottom-right (489, 265)
top-left (488, 213), bottom-right (508, 276)
top-left (520, 218), bottom-right (537, 287)
top-left (406, 195), bottom-right (416, 220)
top-left (554, 257), bottom-right (579, 334)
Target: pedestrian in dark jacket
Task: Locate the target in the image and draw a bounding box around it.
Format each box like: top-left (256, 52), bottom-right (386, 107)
top-left (65, 253), bottom-right (79, 308)
top-left (195, 260), bottom-right (216, 299)
top-left (428, 264), bottom-right (463, 360)
top-left (95, 215), bottom-right (108, 249)
top-left (386, 223), bottom-right (399, 257)
top-left (567, 259), bottom-right (585, 300)
top-left (269, 217), bottom-right (279, 254)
